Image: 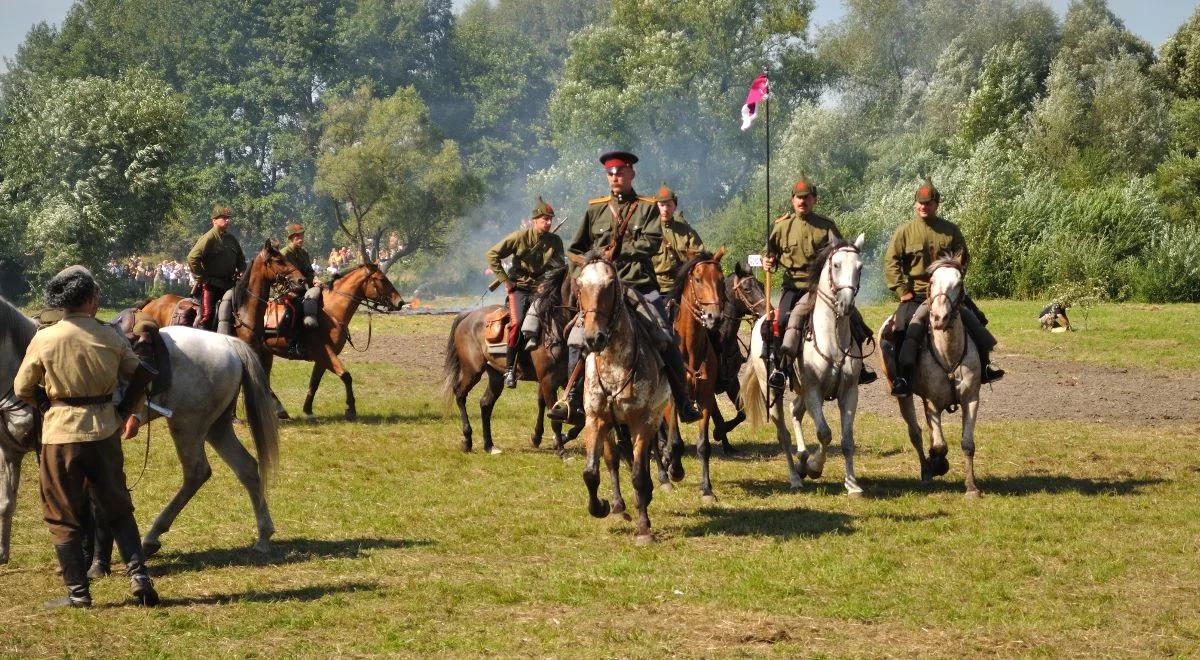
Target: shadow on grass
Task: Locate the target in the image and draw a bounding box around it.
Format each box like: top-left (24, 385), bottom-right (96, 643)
top-left (97, 581), bottom-right (381, 609)
top-left (285, 410), bottom-right (444, 425)
top-left (151, 537), bottom-right (431, 576)
top-left (861, 474), bottom-right (1166, 498)
top-left (680, 506), bottom-right (854, 539)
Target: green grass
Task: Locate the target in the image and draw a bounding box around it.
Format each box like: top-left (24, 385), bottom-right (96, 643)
top-left (1, 308), bottom-right (1198, 657)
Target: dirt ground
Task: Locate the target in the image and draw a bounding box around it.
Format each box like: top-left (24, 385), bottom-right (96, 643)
top-left (368, 312), bottom-right (1200, 427)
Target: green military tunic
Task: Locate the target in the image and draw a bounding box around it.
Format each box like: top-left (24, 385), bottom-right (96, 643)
top-left (281, 244), bottom-right (315, 286)
top-left (486, 227), bottom-right (565, 290)
top-left (883, 215), bottom-right (969, 297)
top-left (187, 227), bottom-right (246, 290)
top-left (568, 191), bottom-right (662, 291)
top-left (653, 213), bottom-right (705, 294)
top-left (767, 211), bottom-right (842, 290)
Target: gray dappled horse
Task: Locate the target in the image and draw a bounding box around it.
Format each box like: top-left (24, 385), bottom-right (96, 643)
top-left (0, 296), bottom-right (280, 563)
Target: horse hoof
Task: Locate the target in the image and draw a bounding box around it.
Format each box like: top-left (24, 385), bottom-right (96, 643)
top-left (965, 489), bottom-right (981, 499)
top-left (789, 473), bottom-right (804, 490)
top-left (620, 512), bottom-right (633, 521)
top-left (611, 500), bottom-right (626, 516)
top-left (658, 482), bottom-right (674, 492)
top-left (461, 442), bottom-right (472, 453)
top-left (701, 494), bottom-right (718, 505)
top-left (530, 435), bottom-right (542, 448)
top-left (252, 539), bottom-right (272, 554)
top-left (932, 456), bottom-right (950, 477)
top-left (345, 412), bottom-right (357, 422)
top-left (806, 467), bottom-right (824, 480)
top-left (846, 489), bottom-right (864, 499)
top-left (0, 554), bottom-right (8, 565)
top-left (589, 499), bottom-right (611, 519)
top-left (142, 539), bottom-right (161, 558)
top-left (277, 410), bottom-right (290, 420)
top-left (488, 447), bottom-right (503, 455)
top-left (304, 414), bottom-right (317, 424)
top-left (634, 533), bottom-right (655, 547)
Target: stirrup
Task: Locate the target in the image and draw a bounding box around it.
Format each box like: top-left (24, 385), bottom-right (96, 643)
top-left (982, 365), bottom-right (1005, 384)
top-left (858, 368), bottom-right (878, 385)
top-left (504, 369), bottom-right (517, 389)
top-left (768, 368), bottom-right (787, 391)
top-left (890, 377), bottom-right (911, 397)
top-left (677, 400), bottom-right (702, 424)
top-left (547, 398), bottom-right (571, 422)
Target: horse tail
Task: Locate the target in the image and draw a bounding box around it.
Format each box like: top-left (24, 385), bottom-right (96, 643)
top-left (740, 359), bottom-right (767, 431)
top-left (230, 338), bottom-right (279, 480)
top-left (442, 311), bottom-right (469, 400)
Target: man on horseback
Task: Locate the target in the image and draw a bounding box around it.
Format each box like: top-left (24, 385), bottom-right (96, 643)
top-left (652, 185), bottom-right (705, 305)
top-left (550, 150), bottom-right (702, 425)
top-left (881, 178), bottom-right (1004, 396)
top-left (187, 205), bottom-right (246, 331)
top-left (281, 222), bottom-right (321, 358)
top-left (14, 266), bottom-right (160, 608)
top-left (486, 197), bottom-right (565, 389)
top-left (762, 176), bottom-right (877, 391)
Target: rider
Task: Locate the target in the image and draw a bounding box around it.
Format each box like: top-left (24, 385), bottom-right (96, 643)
top-left (187, 205), bottom-right (246, 331)
top-left (549, 150), bottom-right (702, 425)
top-left (762, 176), bottom-right (877, 390)
top-left (14, 266), bottom-right (160, 608)
top-left (486, 197), bottom-right (565, 389)
top-left (651, 185), bottom-right (705, 310)
top-left (881, 178), bottom-right (1005, 396)
top-left (280, 222), bottom-right (320, 357)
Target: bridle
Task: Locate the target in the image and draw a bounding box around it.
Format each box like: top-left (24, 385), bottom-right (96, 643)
top-left (683, 260), bottom-right (724, 325)
top-left (927, 260), bottom-right (966, 330)
top-left (327, 266), bottom-right (403, 352)
top-left (579, 260), bottom-right (640, 402)
top-left (923, 259), bottom-right (969, 412)
top-left (815, 245), bottom-right (862, 320)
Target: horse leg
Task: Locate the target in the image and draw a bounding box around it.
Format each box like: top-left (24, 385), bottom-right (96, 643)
top-left (629, 416), bottom-right (658, 545)
top-left (583, 414), bottom-right (613, 518)
top-left (803, 388), bottom-right (832, 480)
top-left (961, 397), bottom-right (981, 497)
top-left (303, 362), bottom-right (327, 419)
top-left (606, 423), bottom-right (627, 517)
top-left (838, 387), bottom-right (863, 497)
top-left (924, 399), bottom-right (950, 478)
top-left (898, 395), bottom-right (930, 482)
top-left (260, 351), bottom-right (289, 419)
top-left (773, 389), bottom-right (803, 489)
top-left (479, 369), bottom-right (504, 455)
top-left (323, 350), bottom-right (356, 421)
top-left (206, 419), bottom-right (275, 553)
top-left (713, 387), bottom-right (744, 455)
top-left (697, 404), bottom-right (716, 503)
top-left (0, 447), bottom-right (24, 564)
top-left (532, 378), bottom-right (552, 449)
top-left (653, 416), bottom-right (672, 490)
top-left (456, 370), bottom-right (482, 453)
top-left (142, 426), bottom-right (213, 557)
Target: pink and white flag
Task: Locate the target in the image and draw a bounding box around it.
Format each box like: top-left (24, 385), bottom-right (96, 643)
top-left (740, 74), bottom-right (769, 131)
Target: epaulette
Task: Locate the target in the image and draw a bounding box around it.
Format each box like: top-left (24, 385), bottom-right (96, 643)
top-left (588, 195), bottom-right (612, 205)
top-left (637, 196), bottom-right (657, 204)
top-left (774, 213), bottom-right (791, 223)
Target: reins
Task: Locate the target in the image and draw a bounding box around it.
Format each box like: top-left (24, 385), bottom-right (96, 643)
top-left (923, 261), bottom-right (969, 412)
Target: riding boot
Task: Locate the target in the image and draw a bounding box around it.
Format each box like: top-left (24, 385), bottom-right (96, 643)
top-left (87, 520), bottom-right (114, 579)
top-left (549, 346), bottom-right (584, 424)
top-left (46, 542), bottom-right (91, 609)
top-left (503, 345), bottom-right (519, 389)
top-left (767, 334), bottom-right (788, 392)
top-left (111, 513), bottom-right (159, 607)
top-left (848, 308), bottom-right (877, 385)
top-left (979, 346), bottom-right (1005, 384)
top-left (662, 344), bottom-right (702, 424)
top-left (891, 320), bottom-right (926, 397)
top-left (287, 331), bottom-right (305, 359)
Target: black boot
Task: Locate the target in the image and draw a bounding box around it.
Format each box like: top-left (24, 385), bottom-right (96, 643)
top-left (858, 365), bottom-right (878, 385)
top-left (46, 542), bottom-right (91, 609)
top-left (979, 348), bottom-right (1005, 384)
top-left (503, 345), bottom-right (518, 389)
top-left (286, 332), bottom-right (305, 359)
top-left (112, 514), bottom-right (159, 607)
top-left (662, 345), bottom-right (702, 424)
top-left (87, 520), bottom-right (113, 579)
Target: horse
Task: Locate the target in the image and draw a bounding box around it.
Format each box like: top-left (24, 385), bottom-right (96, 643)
top-left (666, 248), bottom-right (727, 502)
top-left (877, 253), bottom-right (983, 497)
top-left (574, 252), bottom-right (670, 545)
top-left (0, 296), bottom-right (280, 563)
top-left (253, 262), bottom-right (405, 421)
top-left (710, 261), bottom-right (767, 452)
top-left (742, 234), bottom-right (867, 495)
top-left (442, 267), bottom-right (581, 454)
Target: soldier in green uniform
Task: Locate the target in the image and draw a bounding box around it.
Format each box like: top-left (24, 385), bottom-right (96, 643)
top-left (280, 222), bottom-right (320, 357)
top-left (762, 177), bottom-right (877, 390)
top-left (187, 205), bottom-right (246, 331)
top-left (549, 150), bottom-right (702, 425)
top-left (15, 267), bottom-right (160, 608)
top-left (651, 184), bottom-right (705, 300)
top-left (486, 197), bottom-right (565, 388)
top-left (881, 178), bottom-right (1004, 396)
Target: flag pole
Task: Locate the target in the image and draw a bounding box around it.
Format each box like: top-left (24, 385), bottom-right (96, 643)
top-left (763, 71), bottom-right (773, 332)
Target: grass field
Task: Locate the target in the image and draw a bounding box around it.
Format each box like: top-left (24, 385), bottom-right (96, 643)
top-left (1, 303), bottom-right (1198, 657)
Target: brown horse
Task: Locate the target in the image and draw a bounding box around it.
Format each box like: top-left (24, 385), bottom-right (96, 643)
top-left (710, 262), bottom-right (768, 451)
top-left (442, 268), bottom-right (581, 454)
top-left (254, 262), bottom-right (405, 421)
top-left (667, 248), bottom-right (727, 502)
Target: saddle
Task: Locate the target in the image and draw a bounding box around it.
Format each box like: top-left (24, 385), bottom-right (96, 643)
top-left (110, 310), bottom-right (172, 396)
top-left (484, 307), bottom-right (509, 344)
top-left (168, 297), bottom-right (200, 327)
top-left (263, 297), bottom-right (299, 338)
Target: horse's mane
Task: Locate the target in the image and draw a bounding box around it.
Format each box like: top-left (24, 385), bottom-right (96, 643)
top-left (330, 262), bottom-right (366, 284)
top-left (231, 257), bottom-right (251, 308)
top-left (928, 251), bottom-right (964, 274)
top-left (669, 252), bottom-right (715, 303)
top-left (805, 237), bottom-right (853, 296)
top-left (533, 265), bottom-right (568, 310)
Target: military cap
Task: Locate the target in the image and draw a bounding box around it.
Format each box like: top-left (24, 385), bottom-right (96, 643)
top-left (915, 177), bottom-right (940, 203)
top-left (655, 184), bottom-right (677, 203)
top-left (599, 150), bottom-right (638, 173)
top-left (286, 222), bottom-right (305, 238)
top-left (531, 196), bottom-right (555, 219)
top-left (211, 204), bottom-right (233, 219)
top-left (792, 175), bottom-right (817, 197)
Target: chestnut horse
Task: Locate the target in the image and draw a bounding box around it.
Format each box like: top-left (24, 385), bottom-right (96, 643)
top-left (442, 267), bottom-right (581, 454)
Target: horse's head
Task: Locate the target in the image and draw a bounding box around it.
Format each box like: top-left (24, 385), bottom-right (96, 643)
top-left (675, 248), bottom-right (727, 330)
top-left (726, 259), bottom-right (766, 318)
top-left (357, 262), bottom-right (406, 311)
top-left (572, 252), bottom-right (621, 353)
top-left (816, 233), bottom-right (864, 318)
top-left (258, 239), bottom-right (307, 294)
top-left (928, 252), bottom-right (965, 331)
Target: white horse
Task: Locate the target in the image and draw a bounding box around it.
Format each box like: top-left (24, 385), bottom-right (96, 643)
top-left (742, 234), bottom-right (866, 496)
top-left (879, 254), bottom-right (982, 497)
top-left (0, 296), bottom-right (280, 563)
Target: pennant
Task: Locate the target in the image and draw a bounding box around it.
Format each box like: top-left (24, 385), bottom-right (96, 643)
top-left (740, 74), bottom-right (770, 131)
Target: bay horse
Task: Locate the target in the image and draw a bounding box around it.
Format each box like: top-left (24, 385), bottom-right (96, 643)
top-left (442, 267), bottom-right (581, 454)
top-left (0, 296), bottom-right (280, 562)
top-left (742, 234), bottom-right (867, 495)
top-left (253, 262), bottom-right (405, 421)
top-left (574, 252), bottom-right (670, 545)
top-left (877, 253), bottom-right (983, 497)
top-left (710, 261), bottom-right (767, 452)
top-left (667, 248), bottom-right (727, 502)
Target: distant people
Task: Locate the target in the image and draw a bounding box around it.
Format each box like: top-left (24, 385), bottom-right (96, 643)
top-left (187, 205), bottom-right (246, 331)
top-left (280, 222), bottom-right (322, 357)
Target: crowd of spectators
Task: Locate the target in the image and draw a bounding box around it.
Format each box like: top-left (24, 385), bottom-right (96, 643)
top-left (106, 257), bottom-right (195, 295)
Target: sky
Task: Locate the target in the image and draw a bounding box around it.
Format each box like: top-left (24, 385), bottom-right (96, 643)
top-left (1, 0), bottom-right (1196, 73)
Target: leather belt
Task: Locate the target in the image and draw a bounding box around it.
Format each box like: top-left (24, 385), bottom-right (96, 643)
top-left (50, 394), bottom-right (113, 407)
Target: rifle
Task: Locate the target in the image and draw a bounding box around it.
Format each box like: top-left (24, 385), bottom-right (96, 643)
top-left (487, 216), bottom-right (570, 292)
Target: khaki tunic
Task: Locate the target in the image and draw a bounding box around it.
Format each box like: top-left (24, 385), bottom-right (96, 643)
top-left (767, 211), bottom-right (842, 289)
top-left (282, 244), bottom-right (315, 285)
top-left (653, 213), bottom-right (705, 293)
top-left (568, 192), bottom-right (662, 291)
top-left (14, 313), bottom-right (142, 444)
top-left (187, 227), bottom-right (246, 290)
top-left (883, 215), bottom-right (969, 297)
top-left (486, 227), bottom-right (565, 290)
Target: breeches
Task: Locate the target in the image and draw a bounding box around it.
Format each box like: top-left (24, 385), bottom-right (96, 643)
top-left (40, 434), bottom-right (134, 546)
top-left (199, 284), bottom-right (227, 329)
top-left (506, 288), bottom-right (531, 348)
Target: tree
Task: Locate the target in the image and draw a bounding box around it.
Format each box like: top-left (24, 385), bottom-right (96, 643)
top-left (955, 41), bottom-right (1038, 149)
top-left (314, 86), bottom-right (477, 270)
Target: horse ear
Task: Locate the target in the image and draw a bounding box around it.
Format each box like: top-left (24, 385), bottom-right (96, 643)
top-left (853, 233), bottom-right (865, 250)
top-left (567, 252), bottom-right (585, 267)
top-left (827, 229), bottom-right (838, 245)
top-left (713, 246), bottom-right (726, 263)
top-left (735, 261), bottom-right (750, 276)
top-left (685, 249), bottom-right (697, 261)
top-left (263, 239), bottom-right (273, 252)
